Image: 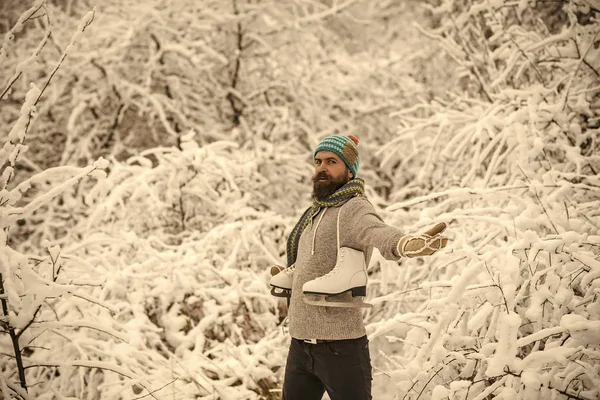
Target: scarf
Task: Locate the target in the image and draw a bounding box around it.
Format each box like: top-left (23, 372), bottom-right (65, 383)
top-left (286, 178), bottom-right (365, 266)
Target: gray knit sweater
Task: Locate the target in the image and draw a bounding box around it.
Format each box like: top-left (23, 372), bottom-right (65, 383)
top-left (288, 196), bottom-right (404, 340)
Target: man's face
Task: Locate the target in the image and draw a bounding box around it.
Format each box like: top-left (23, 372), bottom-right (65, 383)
top-left (312, 151), bottom-right (353, 200)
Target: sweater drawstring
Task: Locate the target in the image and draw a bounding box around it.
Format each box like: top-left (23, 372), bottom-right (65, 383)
top-left (311, 208), bottom-right (327, 255)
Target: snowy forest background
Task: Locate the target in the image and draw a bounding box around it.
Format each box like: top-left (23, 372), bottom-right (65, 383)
top-left (1, 0), bottom-right (600, 399)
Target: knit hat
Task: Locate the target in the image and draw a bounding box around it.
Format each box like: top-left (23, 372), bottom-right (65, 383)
top-left (313, 135), bottom-right (360, 177)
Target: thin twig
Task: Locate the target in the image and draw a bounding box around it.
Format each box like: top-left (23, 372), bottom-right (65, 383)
top-left (0, 273), bottom-right (27, 390)
top-left (416, 366), bottom-right (444, 399)
top-left (132, 378), bottom-right (179, 400)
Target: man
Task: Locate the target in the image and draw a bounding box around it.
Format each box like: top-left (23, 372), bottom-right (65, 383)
top-left (274, 134), bottom-right (448, 400)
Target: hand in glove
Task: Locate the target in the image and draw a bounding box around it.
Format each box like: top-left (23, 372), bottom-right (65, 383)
top-left (397, 222), bottom-right (449, 258)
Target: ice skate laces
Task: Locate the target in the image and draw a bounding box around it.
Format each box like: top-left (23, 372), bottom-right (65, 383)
top-left (314, 249), bottom-right (344, 281)
top-left (401, 234), bottom-right (444, 256)
top-left (283, 265), bottom-right (295, 275)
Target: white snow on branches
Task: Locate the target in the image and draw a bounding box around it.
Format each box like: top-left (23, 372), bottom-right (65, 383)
top-left (1, 0), bottom-right (600, 399)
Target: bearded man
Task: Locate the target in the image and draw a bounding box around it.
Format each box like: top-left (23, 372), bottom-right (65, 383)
top-left (272, 134), bottom-right (448, 400)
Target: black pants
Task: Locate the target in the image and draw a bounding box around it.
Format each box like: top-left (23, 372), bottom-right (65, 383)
top-left (282, 335), bottom-right (372, 400)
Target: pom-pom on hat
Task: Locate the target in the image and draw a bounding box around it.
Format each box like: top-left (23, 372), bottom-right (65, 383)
top-left (313, 134), bottom-right (360, 177)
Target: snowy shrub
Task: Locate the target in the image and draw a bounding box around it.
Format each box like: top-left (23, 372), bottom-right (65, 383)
top-left (45, 136), bottom-right (308, 399)
top-left (0, 4), bottom-right (134, 399)
top-left (365, 1), bottom-right (600, 399)
top-left (3, 133), bottom-right (297, 398)
top-left (4, 0), bottom-right (599, 399)
top-left (2, 0), bottom-right (433, 179)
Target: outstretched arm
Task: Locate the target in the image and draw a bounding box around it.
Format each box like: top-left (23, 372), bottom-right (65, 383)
top-left (342, 197), bottom-right (404, 260)
top-left (343, 197), bottom-right (448, 260)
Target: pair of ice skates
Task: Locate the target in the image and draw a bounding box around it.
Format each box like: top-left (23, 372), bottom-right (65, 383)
top-left (271, 205), bottom-right (373, 308)
top-left (270, 246), bottom-right (373, 308)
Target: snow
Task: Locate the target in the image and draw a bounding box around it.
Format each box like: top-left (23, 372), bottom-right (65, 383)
top-left (7, 83), bottom-right (40, 143)
top-left (1, 0), bottom-right (600, 399)
top-left (485, 313), bottom-right (521, 376)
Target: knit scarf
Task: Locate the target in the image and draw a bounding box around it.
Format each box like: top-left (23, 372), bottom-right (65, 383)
top-left (286, 178), bottom-right (365, 266)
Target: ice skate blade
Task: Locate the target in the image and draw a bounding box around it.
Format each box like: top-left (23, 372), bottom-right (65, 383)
top-left (303, 285), bottom-right (367, 297)
top-left (270, 286), bottom-right (291, 298)
top-left (303, 297), bottom-right (373, 309)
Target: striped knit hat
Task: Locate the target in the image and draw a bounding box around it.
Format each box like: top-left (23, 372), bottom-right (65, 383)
top-left (313, 135), bottom-right (360, 177)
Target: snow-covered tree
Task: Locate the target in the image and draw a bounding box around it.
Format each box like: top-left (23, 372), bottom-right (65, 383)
top-left (2, 0), bottom-right (599, 399)
top-left (365, 1), bottom-right (600, 399)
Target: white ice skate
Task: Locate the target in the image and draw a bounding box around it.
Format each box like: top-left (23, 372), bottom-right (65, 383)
top-left (269, 264), bottom-right (294, 298)
top-left (302, 208), bottom-right (373, 308)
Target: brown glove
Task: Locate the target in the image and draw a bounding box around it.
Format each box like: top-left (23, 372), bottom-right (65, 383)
top-left (397, 222), bottom-right (449, 258)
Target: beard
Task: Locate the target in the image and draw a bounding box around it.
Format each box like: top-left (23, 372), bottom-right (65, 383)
top-left (312, 171), bottom-right (350, 200)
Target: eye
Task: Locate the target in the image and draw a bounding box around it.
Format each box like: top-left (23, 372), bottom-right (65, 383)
top-left (328, 159), bottom-right (336, 164)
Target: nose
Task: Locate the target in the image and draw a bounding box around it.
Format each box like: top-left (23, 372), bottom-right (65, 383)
top-left (315, 163), bottom-right (327, 174)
